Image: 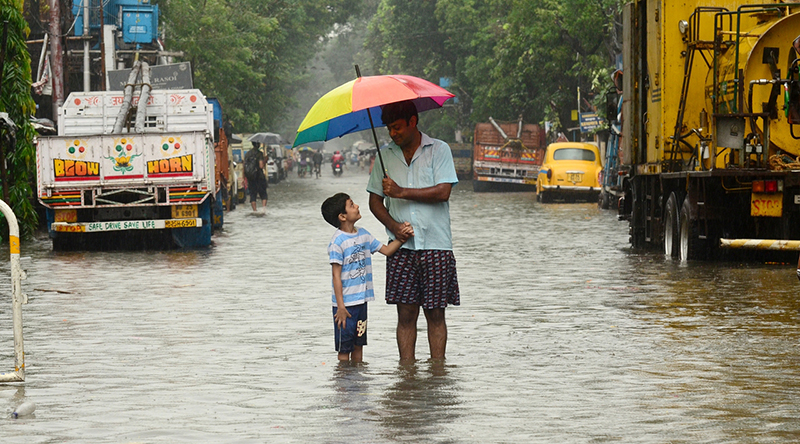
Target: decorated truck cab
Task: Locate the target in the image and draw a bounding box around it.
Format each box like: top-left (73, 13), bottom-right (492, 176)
top-left (37, 89), bottom-right (218, 250)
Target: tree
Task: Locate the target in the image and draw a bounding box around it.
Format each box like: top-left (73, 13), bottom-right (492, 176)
top-left (0, 1), bottom-right (38, 238)
top-left (365, 0), bottom-right (624, 138)
top-left (159, 0), bottom-right (361, 133)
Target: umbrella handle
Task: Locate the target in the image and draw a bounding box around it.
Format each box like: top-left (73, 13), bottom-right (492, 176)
top-left (356, 65), bottom-right (387, 179)
top-left (366, 108), bottom-right (387, 179)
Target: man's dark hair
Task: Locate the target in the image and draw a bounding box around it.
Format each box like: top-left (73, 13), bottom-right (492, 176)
top-left (381, 100), bottom-right (418, 125)
top-left (321, 193), bottom-right (350, 228)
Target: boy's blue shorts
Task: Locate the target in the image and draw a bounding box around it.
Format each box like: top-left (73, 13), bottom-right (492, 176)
top-left (333, 303), bottom-right (368, 353)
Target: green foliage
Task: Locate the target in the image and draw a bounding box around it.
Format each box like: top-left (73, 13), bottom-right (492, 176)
top-left (159, 0), bottom-right (361, 133)
top-left (0, 2), bottom-right (38, 238)
top-left (365, 0), bottom-right (624, 138)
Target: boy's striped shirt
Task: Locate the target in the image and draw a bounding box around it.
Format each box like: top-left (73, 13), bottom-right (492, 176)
top-left (328, 227), bottom-right (383, 306)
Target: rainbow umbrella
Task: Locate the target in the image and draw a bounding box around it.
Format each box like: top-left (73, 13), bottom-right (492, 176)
top-left (293, 70), bottom-right (454, 175)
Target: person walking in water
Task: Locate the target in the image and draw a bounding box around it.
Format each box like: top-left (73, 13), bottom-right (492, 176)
top-left (322, 193), bottom-right (413, 363)
top-left (244, 142), bottom-right (268, 212)
top-left (366, 100), bottom-right (461, 362)
top-left (313, 149), bottom-right (323, 178)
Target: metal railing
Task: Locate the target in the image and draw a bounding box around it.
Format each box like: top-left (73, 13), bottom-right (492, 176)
top-left (0, 199), bottom-right (26, 383)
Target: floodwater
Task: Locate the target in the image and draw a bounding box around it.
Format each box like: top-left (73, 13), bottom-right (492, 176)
top-left (1, 166), bottom-right (800, 443)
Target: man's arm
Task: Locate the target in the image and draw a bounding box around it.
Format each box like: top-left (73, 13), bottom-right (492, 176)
top-left (369, 192), bottom-right (412, 242)
top-left (382, 178), bottom-right (452, 203)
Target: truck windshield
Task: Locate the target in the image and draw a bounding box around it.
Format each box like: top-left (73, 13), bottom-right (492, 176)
top-left (553, 148), bottom-right (595, 162)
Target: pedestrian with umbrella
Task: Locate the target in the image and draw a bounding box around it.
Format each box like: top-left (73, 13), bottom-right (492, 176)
top-left (294, 70), bottom-right (460, 362)
top-left (365, 100), bottom-right (460, 363)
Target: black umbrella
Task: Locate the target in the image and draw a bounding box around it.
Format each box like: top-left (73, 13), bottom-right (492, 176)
top-left (249, 132), bottom-right (283, 145)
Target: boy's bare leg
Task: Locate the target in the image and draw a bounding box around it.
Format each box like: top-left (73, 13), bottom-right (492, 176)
top-left (351, 346), bottom-right (363, 363)
top-left (397, 303), bottom-right (419, 362)
top-left (424, 308), bottom-right (447, 360)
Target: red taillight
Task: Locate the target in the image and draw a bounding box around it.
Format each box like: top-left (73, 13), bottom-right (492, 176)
top-left (753, 180), bottom-right (782, 193)
top-left (547, 169), bottom-right (552, 180)
top-left (765, 180), bottom-right (778, 193)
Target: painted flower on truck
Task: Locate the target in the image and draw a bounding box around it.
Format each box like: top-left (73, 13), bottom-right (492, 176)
top-left (105, 137), bottom-right (142, 174)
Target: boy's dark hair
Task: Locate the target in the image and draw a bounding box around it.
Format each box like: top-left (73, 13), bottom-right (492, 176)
top-left (321, 193), bottom-right (350, 228)
top-left (381, 100), bottom-right (418, 125)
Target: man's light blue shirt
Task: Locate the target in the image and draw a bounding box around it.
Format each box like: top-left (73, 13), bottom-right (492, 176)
top-left (366, 132), bottom-right (458, 250)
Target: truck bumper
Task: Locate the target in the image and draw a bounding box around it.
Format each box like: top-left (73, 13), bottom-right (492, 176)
top-left (51, 218), bottom-right (202, 233)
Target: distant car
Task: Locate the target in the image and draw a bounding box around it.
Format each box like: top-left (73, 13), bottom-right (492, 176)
top-left (537, 142), bottom-right (602, 203)
top-left (266, 158), bottom-right (280, 184)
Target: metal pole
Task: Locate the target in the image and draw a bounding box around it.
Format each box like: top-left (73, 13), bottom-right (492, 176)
top-left (354, 65), bottom-right (387, 178)
top-left (49, 0), bottom-right (65, 123)
top-left (100, 1), bottom-right (107, 91)
top-left (83, 0), bottom-right (90, 91)
top-left (0, 199), bottom-right (26, 383)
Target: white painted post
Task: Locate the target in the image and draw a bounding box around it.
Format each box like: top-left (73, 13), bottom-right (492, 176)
top-left (0, 199), bottom-right (26, 382)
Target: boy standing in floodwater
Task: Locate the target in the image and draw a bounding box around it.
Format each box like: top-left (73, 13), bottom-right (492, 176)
top-left (321, 193), bottom-right (413, 363)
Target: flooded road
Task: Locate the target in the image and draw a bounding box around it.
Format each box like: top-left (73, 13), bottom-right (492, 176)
top-left (1, 167), bottom-right (800, 443)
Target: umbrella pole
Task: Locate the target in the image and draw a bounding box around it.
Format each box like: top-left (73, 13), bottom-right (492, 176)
top-left (355, 65), bottom-right (387, 179)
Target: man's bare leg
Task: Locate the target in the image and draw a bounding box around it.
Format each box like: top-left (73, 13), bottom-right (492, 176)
top-left (251, 200), bottom-right (257, 211)
top-left (424, 307), bottom-right (447, 360)
top-left (396, 303), bottom-right (419, 362)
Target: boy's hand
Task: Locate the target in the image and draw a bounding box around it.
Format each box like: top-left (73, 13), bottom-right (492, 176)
top-left (399, 222), bottom-right (414, 242)
top-left (334, 306), bottom-right (351, 329)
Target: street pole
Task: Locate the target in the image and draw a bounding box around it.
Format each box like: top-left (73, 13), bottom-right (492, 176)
top-left (83, 0), bottom-right (89, 91)
top-left (49, 0), bottom-right (65, 123)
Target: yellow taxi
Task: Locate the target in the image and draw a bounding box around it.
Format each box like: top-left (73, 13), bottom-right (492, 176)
top-left (536, 142), bottom-right (602, 203)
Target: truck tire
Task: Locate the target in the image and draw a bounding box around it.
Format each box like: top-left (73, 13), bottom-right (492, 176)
top-left (679, 198), bottom-right (705, 261)
top-left (663, 193), bottom-right (680, 258)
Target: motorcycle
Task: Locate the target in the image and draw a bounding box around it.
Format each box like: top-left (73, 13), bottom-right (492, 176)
top-left (332, 160), bottom-right (343, 177)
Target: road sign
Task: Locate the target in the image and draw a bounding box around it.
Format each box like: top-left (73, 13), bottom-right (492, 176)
top-left (579, 112), bottom-right (604, 133)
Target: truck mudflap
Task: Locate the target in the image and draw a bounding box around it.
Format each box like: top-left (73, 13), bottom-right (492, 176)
top-left (720, 239), bottom-right (800, 251)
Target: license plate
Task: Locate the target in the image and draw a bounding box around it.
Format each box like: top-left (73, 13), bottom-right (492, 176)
top-left (172, 205), bottom-right (198, 219)
top-left (567, 173), bottom-right (583, 183)
top-left (751, 193), bottom-right (782, 217)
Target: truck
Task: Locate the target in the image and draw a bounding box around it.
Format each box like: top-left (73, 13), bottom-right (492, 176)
top-left (37, 88), bottom-right (218, 250)
top-left (472, 117), bottom-right (545, 192)
top-left (617, 0), bottom-right (800, 261)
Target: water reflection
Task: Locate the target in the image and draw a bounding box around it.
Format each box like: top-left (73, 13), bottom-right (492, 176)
top-left (378, 361), bottom-right (461, 442)
top-left (2, 173), bottom-right (800, 442)
top-left (327, 362), bottom-right (376, 443)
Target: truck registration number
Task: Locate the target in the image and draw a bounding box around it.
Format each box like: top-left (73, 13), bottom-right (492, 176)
top-left (751, 193), bottom-right (782, 217)
top-left (172, 205), bottom-right (198, 219)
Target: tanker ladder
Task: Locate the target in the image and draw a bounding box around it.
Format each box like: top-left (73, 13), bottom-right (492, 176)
top-left (0, 200), bottom-right (27, 383)
top-left (720, 239), bottom-right (800, 251)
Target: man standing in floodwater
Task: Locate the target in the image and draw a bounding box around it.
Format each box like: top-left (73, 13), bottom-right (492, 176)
top-left (366, 100), bottom-right (460, 362)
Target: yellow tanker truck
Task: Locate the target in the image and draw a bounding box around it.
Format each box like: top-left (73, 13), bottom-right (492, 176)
top-left (619, 0), bottom-right (800, 260)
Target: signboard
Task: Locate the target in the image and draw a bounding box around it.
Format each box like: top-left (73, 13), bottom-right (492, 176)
top-left (107, 62), bottom-right (193, 91)
top-left (579, 112), bottom-right (604, 133)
